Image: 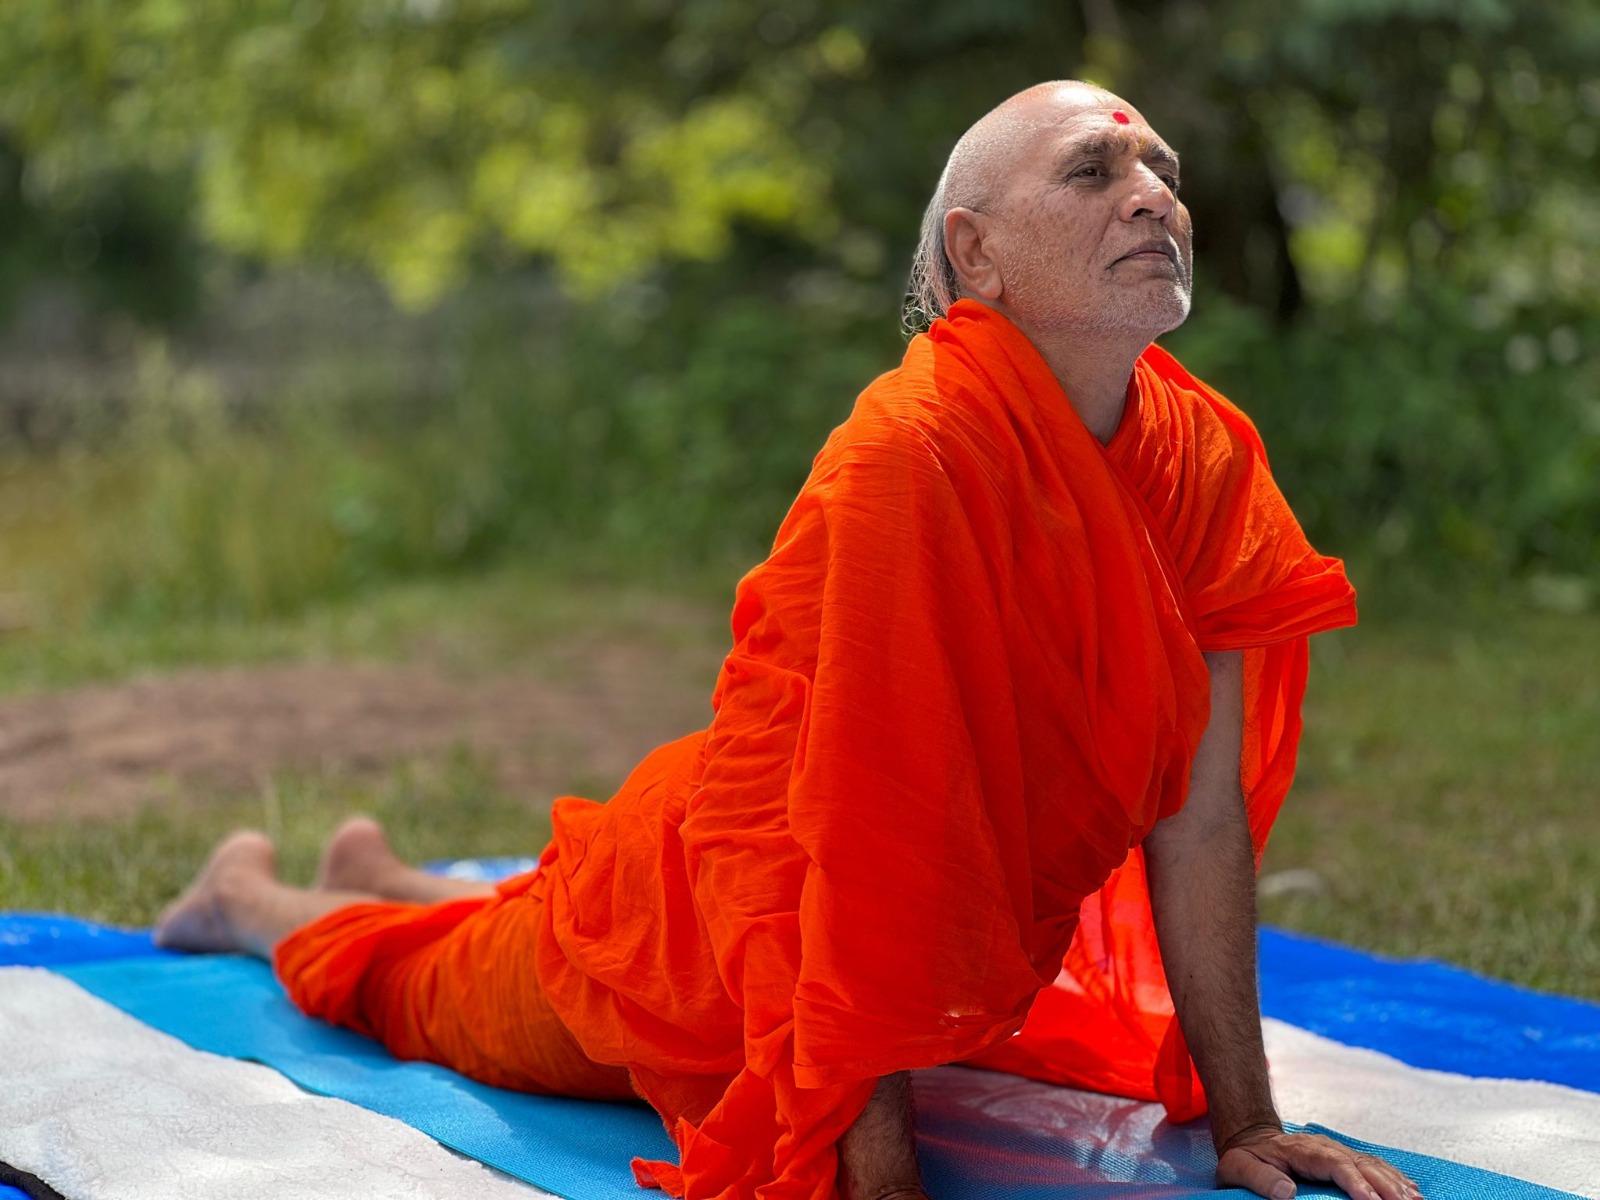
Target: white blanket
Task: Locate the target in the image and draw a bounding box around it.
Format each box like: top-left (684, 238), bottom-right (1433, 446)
top-left (1264, 1018), bottom-right (1600, 1198)
top-left (0, 968), bottom-right (552, 1200)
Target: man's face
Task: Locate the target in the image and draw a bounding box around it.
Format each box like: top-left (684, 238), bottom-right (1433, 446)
top-left (988, 104), bottom-right (1194, 339)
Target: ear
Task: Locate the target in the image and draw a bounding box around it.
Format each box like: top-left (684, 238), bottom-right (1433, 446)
top-left (943, 207), bottom-right (1003, 302)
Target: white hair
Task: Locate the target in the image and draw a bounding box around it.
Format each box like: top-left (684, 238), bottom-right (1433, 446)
top-left (901, 163), bottom-right (963, 337)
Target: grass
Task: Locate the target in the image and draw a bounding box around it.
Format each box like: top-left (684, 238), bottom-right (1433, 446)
top-left (0, 562), bottom-right (1595, 1003)
top-left (1260, 607), bottom-right (1600, 998)
top-left (0, 557), bottom-right (737, 697)
top-left (0, 749), bottom-right (557, 928)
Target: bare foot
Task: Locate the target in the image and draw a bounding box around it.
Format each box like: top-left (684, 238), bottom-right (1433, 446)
top-left (315, 815), bottom-right (404, 894)
top-left (153, 830), bottom-right (277, 952)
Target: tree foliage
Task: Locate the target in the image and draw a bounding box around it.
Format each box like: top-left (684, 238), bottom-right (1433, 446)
top-left (1, 0), bottom-right (1595, 317)
top-left (0, 0), bottom-right (854, 306)
top-left (0, 0), bottom-right (1596, 613)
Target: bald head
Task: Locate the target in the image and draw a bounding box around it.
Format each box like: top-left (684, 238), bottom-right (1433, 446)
top-left (903, 80), bottom-right (1188, 339)
top-left (941, 82), bottom-right (1137, 216)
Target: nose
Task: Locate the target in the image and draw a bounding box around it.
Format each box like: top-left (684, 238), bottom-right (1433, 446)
top-left (1118, 162), bottom-right (1175, 223)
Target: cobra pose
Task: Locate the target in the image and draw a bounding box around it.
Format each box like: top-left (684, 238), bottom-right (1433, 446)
top-left (158, 80), bottom-right (1418, 1200)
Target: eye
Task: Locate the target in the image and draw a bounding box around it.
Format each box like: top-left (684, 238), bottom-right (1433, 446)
top-left (1071, 163), bottom-right (1105, 180)
top-left (1161, 174), bottom-right (1181, 192)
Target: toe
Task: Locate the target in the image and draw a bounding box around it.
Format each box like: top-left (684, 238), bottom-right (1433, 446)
top-left (316, 815), bottom-right (392, 890)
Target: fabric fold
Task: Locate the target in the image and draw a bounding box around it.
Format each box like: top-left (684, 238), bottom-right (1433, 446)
top-left (965, 318), bottom-right (1357, 1118)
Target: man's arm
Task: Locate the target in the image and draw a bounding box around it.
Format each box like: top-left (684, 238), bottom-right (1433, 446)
top-left (1144, 649), bottom-right (1419, 1200)
top-left (837, 1071), bottom-right (925, 1200)
top-left (1144, 649), bottom-right (1279, 1150)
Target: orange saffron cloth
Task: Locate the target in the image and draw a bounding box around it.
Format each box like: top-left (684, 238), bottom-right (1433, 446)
top-left (276, 297), bottom-right (1357, 1200)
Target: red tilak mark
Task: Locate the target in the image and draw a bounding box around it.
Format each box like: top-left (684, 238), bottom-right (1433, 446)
top-left (1111, 110), bottom-right (1131, 124)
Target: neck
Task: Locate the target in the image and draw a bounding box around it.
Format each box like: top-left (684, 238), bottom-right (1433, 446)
top-left (1014, 321), bottom-right (1151, 446)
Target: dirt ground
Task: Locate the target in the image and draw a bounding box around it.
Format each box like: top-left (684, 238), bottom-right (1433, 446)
top-left (0, 645), bottom-right (718, 823)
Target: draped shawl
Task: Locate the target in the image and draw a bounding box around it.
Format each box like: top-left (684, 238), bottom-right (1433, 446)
top-left (530, 297), bottom-right (1358, 1200)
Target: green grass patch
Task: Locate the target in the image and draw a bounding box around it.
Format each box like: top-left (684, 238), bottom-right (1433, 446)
top-left (1262, 608), bottom-right (1600, 999)
top-left (0, 558), bottom-right (737, 697)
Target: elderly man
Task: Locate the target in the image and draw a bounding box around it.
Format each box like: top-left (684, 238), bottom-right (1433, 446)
top-left (156, 81), bottom-right (1418, 1200)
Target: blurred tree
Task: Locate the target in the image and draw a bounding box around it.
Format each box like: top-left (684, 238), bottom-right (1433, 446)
top-left (0, 0), bottom-right (1594, 320)
top-left (0, 0), bottom-right (840, 308)
top-left (0, 0), bottom-right (1594, 599)
top-left (0, 138), bottom-right (197, 327)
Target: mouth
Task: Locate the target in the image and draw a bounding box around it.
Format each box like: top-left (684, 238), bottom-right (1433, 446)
top-left (1113, 241), bottom-right (1178, 268)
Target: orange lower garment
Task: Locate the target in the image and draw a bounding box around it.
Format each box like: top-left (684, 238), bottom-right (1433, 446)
top-left (274, 869), bottom-right (636, 1103)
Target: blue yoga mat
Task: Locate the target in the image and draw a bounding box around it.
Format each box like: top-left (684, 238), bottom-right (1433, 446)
top-left (2, 907), bottom-right (1585, 1200)
top-left (11, 907), bottom-right (1599, 1091)
top-left (10, 848), bottom-right (1597, 1200)
top-left (36, 951), bottom-right (1584, 1200)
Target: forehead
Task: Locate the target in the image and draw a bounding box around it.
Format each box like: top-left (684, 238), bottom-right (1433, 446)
top-left (1032, 109), bottom-right (1180, 170)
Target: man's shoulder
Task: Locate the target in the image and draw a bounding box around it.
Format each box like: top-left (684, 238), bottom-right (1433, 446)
top-left (819, 353), bottom-right (1000, 483)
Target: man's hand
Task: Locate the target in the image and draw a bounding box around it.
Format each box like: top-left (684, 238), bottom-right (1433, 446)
top-left (1217, 1125), bottom-right (1421, 1200)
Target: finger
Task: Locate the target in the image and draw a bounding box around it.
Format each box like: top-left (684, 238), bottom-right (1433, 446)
top-left (1334, 1149), bottom-right (1415, 1200)
top-left (1217, 1147), bottom-right (1297, 1200)
top-left (1276, 1138), bottom-right (1423, 1200)
top-left (1329, 1158), bottom-right (1383, 1200)
top-left (1356, 1155), bottom-right (1421, 1200)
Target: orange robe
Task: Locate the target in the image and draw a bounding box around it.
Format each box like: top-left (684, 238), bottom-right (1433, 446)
top-left (276, 296), bottom-right (1356, 1200)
